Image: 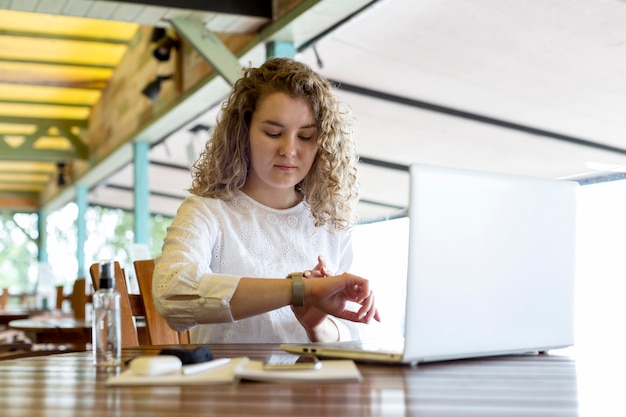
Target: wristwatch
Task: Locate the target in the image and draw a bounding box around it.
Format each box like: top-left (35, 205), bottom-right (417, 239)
top-left (287, 272), bottom-right (305, 307)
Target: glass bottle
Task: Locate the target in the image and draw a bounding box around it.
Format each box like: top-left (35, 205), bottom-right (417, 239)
top-left (92, 260), bottom-right (121, 366)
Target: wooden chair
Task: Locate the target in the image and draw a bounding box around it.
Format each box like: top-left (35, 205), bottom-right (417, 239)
top-left (89, 262), bottom-right (143, 348)
top-left (55, 285), bottom-right (66, 311)
top-left (55, 279), bottom-right (91, 319)
top-left (133, 259), bottom-right (190, 345)
top-left (0, 288), bottom-right (8, 310)
top-left (69, 278), bottom-right (90, 320)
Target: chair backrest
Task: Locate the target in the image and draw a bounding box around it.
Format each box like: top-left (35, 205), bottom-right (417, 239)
top-left (133, 259), bottom-right (190, 345)
top-left (0, 288), bottom-right (9, 310)
top-left (56, 279), bottom-right (92, 319)
top-left (55, 285), bottom-right (66, 311)
top-left (69, 278), bottom-right (90, 320)
top-left (89, 262), bottom-right (142, 348)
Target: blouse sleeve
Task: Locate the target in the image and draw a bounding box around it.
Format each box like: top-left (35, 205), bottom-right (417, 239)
top-left (153, 196), bottom-right (242, 332)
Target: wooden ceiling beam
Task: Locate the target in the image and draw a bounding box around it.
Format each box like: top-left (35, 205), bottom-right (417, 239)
top-left (0, 120), bottom-right (87, 161)
top-left (56, 122), bottom-right (88, 156)
top-left (170, 17), bottom-right (241, 86)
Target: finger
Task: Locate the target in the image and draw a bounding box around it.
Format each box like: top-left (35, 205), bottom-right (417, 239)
top-left (354, 289), bottom-right (371, 318)
top-left (356, 292), bottom-right (375, 322)
top-left (304, 269), bottom-right (325, 278)
top-left (312, 255), bottom-right (325, 271)
top-left (319, 256), bottom-right (336, 277)
top-left (362, 291), bottom-right (381, 322)
top-left (353, 280), bottom-right (371, 304)
top-left (307, 256), bottom-right (325, 276)
top-left (364, 294), bottom-right (380, 323)
top-left (315, 258), bottom-right (326, 275)
top-left (336, 310), bottom-right (362, 323)
top-left (373, 307), bottom-right (381, 322)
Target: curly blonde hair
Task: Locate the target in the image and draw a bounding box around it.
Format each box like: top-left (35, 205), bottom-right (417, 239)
top-left (189, 57), bottom-right (359, 230)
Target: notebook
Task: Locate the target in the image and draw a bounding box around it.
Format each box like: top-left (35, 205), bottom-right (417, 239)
top-left (282, 163), bottom-right (578, 365)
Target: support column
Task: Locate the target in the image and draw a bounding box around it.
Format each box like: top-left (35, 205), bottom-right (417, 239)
top-left (75, 185), bottom-right (88, 278)
top-left (37, 209), bottom-right (48, 263)
top-left (134, 141), bottom-right (150, 246)
top-left (266, 41), bottom-right (296, 59)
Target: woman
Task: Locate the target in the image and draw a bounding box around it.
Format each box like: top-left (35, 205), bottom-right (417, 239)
top-left (153, 57), bottom-right (379, 344)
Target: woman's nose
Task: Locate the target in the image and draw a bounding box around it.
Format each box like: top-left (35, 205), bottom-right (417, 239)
top-left (279, 135), bottom-right (297, 157)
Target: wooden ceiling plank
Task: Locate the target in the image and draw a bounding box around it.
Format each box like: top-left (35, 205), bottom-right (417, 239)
top-left (0, 174), bottom-right (51, 184)
top-left (0, 99), bottom-right (95, 108)
top-left (0, 57), bottom-right (116, 73)
top-left (0, 161), bottom-right (55, 174)
top-left (0, 37), bottom-right (127, 66)
top-left (0, 28), bottom-right (134, 44)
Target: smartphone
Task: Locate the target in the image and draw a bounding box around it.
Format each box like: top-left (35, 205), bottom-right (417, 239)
top-left (262, 354), bottom-right (322, 371)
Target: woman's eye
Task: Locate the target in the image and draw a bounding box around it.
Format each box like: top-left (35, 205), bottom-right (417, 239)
top-left (298, 136), bottom-right (312, 141)
top-left (265, 132), bottom-right (280, 138)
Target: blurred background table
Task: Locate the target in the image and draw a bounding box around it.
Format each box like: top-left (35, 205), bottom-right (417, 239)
top-left (8, 317), bottom-right (91, 351)
top-left (0, 309), bottom-right (31, 326)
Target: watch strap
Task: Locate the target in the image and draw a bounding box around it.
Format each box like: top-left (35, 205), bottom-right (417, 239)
top-left (287, 272), bottom-right (305, 307)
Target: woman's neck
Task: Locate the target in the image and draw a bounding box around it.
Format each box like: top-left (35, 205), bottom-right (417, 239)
top-left (240, 184), bottom-right (301, 209)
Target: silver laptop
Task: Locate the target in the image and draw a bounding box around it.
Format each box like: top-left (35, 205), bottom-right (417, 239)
top-left (282, 163), bottom-right (578, 365)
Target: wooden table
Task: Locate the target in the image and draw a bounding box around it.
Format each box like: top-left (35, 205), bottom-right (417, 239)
top-left (9, 316), bottom-right (149, 350)
top-left (0, 311), bottom-right (30, 326)
top-left (8, 317), bottom-right (91, 350)
top-left (0, 343), bottom-right (612, 416)
top-left (0, 307), bottom-right (49, 325)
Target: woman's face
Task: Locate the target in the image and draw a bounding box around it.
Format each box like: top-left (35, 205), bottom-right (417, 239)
top-left (245, 92), bottom-right (318, 204)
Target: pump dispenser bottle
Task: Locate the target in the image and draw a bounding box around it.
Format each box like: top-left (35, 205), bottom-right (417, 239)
top-left (92, 260), bottom-right (121, 366)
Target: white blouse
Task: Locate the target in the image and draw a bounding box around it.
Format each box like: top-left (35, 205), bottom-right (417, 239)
top-left (153, 191), bottom-right (363, 343)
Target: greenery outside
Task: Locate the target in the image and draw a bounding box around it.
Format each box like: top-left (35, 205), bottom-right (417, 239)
top-left (0, 204), bottom-right (172, 297)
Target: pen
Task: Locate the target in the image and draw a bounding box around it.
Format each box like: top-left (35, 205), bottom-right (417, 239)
top-left (181, 358), bottom-right (232, 376)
